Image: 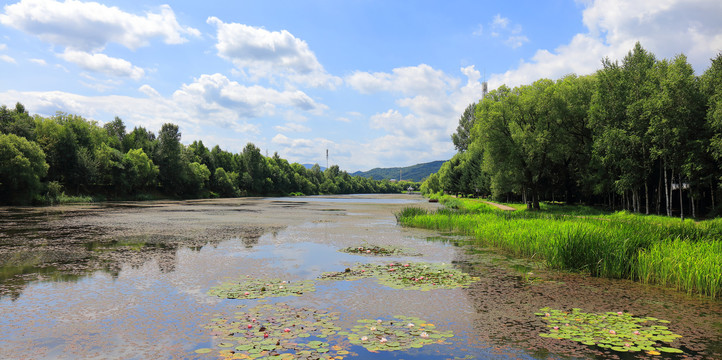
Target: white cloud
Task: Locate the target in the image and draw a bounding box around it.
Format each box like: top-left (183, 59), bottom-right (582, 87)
top-left (0, 43), bottom-right (6, 50)
top-left (138, 84), bottom-right (160, 97)
top-left (346, 64), bottom-right (459, 96)
top-left (29, 58), bottom-right (47, 65)
top-left (0, 54), bottom-right (15, 63)
top-left (486, 14), bottom-right (528, 49)
top-left (274, 122), bottom-right (311, 133)
top-left (59, 49), bottom-right (144, 80)
top-left (0, 0), bottom-right (199, 51)
top-left (336, 117), bottom-right (351, 123)
top-left (207, 16), bottom-right (341, 88)
top-left (490, 0), bottom-right (722, 88)
top-left (171, 73), bottom-right (327, 122)
top-left (0, 0), bottom-right (198, 82)
top-left (346, 64), bottom-right (484, 169)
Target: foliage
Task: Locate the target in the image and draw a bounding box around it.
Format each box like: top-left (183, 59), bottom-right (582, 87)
top-left (352, 160), bottom-right (443, 182)
top-left (208, 278), bottom-right (316, 299)
top-left (0, 105), bottom-right (410, 204)
top-left (319, 262), bottom-right (480, 291)
top-left (537, 308), bottom-right (683, 354)
top-left (198, 303), bottom-right (347, 358)
top-left (339, 244), bottom-right (420, 257)
top-left (0, 133), bottom-right (48, 204)
top-left (347, 316), bottom-right (454, 352)
top-left (397, 197), bottom-right (722, 298)
top-left (430, 43), bottom-right (719, 218)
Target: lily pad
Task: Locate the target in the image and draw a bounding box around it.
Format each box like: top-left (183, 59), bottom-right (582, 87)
top-left (537, 307), bottom-right (684, 354)
top-left (208, 278), bottom-right (316, 299)
top-left (319, 262), bottom-right (479, 291)
top-left (198, 303), bottom-right (350, 358)
top-left (340, 244), bottom-right (420, 257)
top-left (347, 315), bottom-right (454, 352)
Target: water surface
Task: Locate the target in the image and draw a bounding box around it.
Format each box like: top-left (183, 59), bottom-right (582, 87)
top-left (1, 195), bottom-right (720, 359)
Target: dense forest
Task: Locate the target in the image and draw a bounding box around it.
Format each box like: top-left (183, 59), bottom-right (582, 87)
top-left (352, 160), bottom-right (444, 182)
top-left (0, 106), bottom-right (417, 205)
top-left (424, 43), bottom-right (722, 219)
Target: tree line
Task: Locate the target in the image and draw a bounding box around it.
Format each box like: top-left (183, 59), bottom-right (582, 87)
top-left (424, 43), bottom-right (722, 219)
top-left (0, 105), bottom-right (416, 205)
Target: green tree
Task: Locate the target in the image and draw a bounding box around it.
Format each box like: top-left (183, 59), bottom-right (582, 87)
top-left (155, 123), bottom-right (184, 194)
top-left (122, 148), bottom-right (158, 192)
top-left (451, 102), bottom-right (477, 152)
top-left (0, 133), bottom-right (48, 204)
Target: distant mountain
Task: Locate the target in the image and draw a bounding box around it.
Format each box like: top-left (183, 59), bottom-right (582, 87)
top-left (352, 160), bottom-right (445, 182)
top-left (302, 164), bottom-right (326, 171)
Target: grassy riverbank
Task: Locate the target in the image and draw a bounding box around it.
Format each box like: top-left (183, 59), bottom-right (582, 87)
top-left (397, 197), bottom-right (722, 298)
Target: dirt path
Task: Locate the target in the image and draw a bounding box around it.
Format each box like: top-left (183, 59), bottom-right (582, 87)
top-left (482, 200), bottom-right (516, 211)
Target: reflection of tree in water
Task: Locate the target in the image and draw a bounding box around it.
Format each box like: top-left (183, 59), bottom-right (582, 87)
top-left (0, 222), bottom-right (273, 300)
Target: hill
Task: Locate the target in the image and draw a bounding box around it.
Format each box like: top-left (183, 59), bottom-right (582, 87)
top-left (352, 160), bottom-right (445, 182)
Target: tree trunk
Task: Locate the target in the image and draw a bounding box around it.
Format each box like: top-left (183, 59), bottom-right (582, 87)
top-left (645, 182), bottom-right (650, 215)
top-left (679, 173), bottom-right (684, 221)
top-left (691, 191), bottom-right (696, 219)
top-left (664, 162), bottom-right (670, 216)
top-left (657, 167), bottom-right (662, 215)
top-left (712, 182), bottom-right (716, 211)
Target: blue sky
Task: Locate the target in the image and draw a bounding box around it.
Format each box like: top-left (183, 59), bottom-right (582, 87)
top-left (1, 0), bottom-right (721, 171)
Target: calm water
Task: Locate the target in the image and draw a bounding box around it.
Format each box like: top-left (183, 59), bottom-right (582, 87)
top-left (0, 195), bottom-right (720, 359)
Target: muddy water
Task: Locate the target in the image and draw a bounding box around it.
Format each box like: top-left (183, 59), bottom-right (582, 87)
top-left (1, 194), bottom-right (721, 359)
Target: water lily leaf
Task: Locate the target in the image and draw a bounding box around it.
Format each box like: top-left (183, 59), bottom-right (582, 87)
top-left (319, 262), bottom-right (479, 290)
top-left (536, 308), bottom-right (684, 354)
top-left (194, 348), bottom-right (213, 354)
top-left (208, 278), bottom-right (316, 299)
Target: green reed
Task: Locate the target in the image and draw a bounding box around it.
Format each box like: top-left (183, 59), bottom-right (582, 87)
top-left (397, 196), bottom-right (722, 298)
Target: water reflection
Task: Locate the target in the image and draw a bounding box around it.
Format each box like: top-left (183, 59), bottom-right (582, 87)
top-left (0, 196), bottom-right (720, 359)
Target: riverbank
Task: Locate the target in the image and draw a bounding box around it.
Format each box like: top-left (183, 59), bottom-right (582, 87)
top-left (397, 196), bottom-right (722, 298)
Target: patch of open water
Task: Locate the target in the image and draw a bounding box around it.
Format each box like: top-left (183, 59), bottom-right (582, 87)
top-left (0, 195), bottom-right (720, 359)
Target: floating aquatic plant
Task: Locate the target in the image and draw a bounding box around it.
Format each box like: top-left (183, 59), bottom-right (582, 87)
top-left (195, 302), bottom-right (350, 359)
top-left (208, 278), bottom-right (316, 299)
top-left (340, 244), bottom-right (420, 257)
top-left (319, 262), bottom-right (479, 291)
top-left (346, 316), bottom-right (453, 352)
top-left (536, 307), bottom-right (684, 354)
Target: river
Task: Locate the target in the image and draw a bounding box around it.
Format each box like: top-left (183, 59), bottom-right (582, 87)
top-left (0, 194), bottom-right (720, 359)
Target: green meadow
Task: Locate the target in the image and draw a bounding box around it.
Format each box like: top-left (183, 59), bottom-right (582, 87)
top-left (397, 196), bottom-right (722, 299)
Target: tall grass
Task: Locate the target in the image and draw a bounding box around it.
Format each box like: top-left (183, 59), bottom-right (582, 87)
top-left (397, 197), bottom-right (722, 298)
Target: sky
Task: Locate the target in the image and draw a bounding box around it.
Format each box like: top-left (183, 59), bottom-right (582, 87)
top-left (0, 0), bottom-right (721, 172)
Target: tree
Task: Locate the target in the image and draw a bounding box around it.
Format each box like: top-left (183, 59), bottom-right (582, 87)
top-left (122, 148), bottom-right (158, 192)
top-left (0, 133), bottom-right (49, 204)
top-left (104, 116), bottom-right (126, 151)
top-left (451, 102), bottom-right (477, 152)
top-left (155, 123), bottom-right (184, 194)
top-left (212, 167), bottom-right (239, 197)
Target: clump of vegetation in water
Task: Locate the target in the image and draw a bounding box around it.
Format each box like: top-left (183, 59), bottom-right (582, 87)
top-left (319, 262), bottom-right (479, 291)
top-left (195, 302), bottom-right (348, 358)
top-left (536, 307), bottom-right (683, 355)
top-left (345, 316), bottom-right (453, 352)
top-left (208, 278), bottom-right (315, 299)
top-left (340, 244), bottom-right (419, 257)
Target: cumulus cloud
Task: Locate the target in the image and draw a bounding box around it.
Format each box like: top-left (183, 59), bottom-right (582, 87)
top-left (0, 0), bottom-right (199, 81)
top-left (345, 64), bottom-right (484, 169)
top-left (207, 16), bottom-right (341, 88)
top-left (0, 54), bottom-right (15, 63)
top-left (0, 0), bottom-right (199, 51)
top-left (59, 49), bottom-right (144, 80)
top-left (171, 73), bottom-right (327, 122)
top-left (346, 64), bottom-right (459, 96)
top-left (490, 0), bottom-right (722, 88)
top-left (138, 84), bottom-right (160, 97)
